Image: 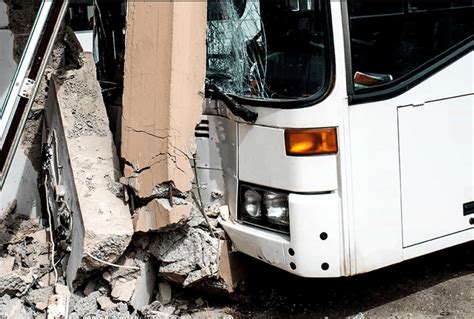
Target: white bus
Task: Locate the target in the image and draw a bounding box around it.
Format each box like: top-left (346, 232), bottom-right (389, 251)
top-left (196, 0), bottom-right (474, 277)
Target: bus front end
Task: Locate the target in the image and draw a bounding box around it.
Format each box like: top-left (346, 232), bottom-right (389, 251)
top-left (195, 0), bottom-right (349, 278)
top-left (224, 123), bottom-right (344, 278)
top-left (198, 0), bottom-right (474, 278)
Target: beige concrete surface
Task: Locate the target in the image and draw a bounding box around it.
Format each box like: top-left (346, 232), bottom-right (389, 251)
top-left (121, 1), bottom-right (207, 199)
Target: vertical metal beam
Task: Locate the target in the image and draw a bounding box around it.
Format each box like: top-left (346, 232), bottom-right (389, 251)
top-left (0, 0), bottom-right (70, 188)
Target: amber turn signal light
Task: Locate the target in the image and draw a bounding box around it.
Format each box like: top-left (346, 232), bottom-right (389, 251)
top-left (285, 128), bottom-right (338, 156)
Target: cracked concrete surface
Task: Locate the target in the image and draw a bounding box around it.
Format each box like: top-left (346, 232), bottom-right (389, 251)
top-left (121, 1), bottom-right (207, 200)
top-left (49, 53), bottom-right (133, 278)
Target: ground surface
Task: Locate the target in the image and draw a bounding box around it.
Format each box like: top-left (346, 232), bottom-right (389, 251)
top-left (191, 241), bottom-right (473, 318)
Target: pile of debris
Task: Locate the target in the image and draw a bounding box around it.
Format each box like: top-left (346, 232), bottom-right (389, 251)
top-left (0, 199), bottom-right (239, 318)
top-left (1, 3), bottom-right (244, 318)
top-left (0, 201), bottom-right (59, 317)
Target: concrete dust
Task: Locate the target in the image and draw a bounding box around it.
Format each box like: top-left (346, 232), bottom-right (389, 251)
top-left (59, 66), bottom-right (108, 139)
top-left (0, 200), bottom-right (43, 245)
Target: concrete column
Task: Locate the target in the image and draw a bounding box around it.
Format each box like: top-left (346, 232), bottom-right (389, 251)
top-left (121, 1), bottom-right (207, 200)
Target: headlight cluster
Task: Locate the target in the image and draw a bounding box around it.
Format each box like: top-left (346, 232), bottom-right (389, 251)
top-left (239, 184), bottom-right (289, 234)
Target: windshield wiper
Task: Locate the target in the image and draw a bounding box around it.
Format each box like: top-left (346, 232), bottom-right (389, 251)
top-left (205, 80), bottom-right (258, 123)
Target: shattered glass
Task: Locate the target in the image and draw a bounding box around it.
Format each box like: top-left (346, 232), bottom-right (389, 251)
top-left (207, 0), bottom-right (269, 99)
top-left (207, 0), bottom-right (330, 101)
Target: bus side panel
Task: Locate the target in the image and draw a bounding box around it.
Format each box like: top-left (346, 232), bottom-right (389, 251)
top-left (349, 101), bottom-right (404, 273)
top-left (349, 52), bottom-right (473, 274)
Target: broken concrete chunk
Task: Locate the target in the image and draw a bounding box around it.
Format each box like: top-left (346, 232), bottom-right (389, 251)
top-left (55, 283), bottom-right (70, 296)
top-left (83, 280), bottom-right (96, 296)
top-left (161, 304), bottom-right (176, 315)
top-left (195, 298), bottom-right (205, 307)
top-left (130, 258), bottom-right (156, 310)
top-left (97, 296), bottom-right (116, 310)
top-left (105, 249), bottom-right (155, 309)
top-left (0, 256), bottom-right (15, 274)
top-left (39, 271), bottom-right (55, 288)
top-left (191, 310), bottom-right (234, 319)
top-left (0, 208), bottom-right (45, 246)
top-left (218, 205), bottom-right (230, 222)
top-left (72, 291), bottom-right (101, 317)
top-left (29, 229), bottom-right (49, 244)
top-left (148, 227), bottom-right (244, 293)
top-left (139, 301), bottom-right (171, 318)
top-left (0, 295), bottom-right (29, 319)
top-left (148, 227), bottom-right (220, 286)
top-left (35, 302), bottom-right (48, 312)
top-left (206, 203), bottom-right (221, 218)
top-left (26, 287), bottom-right (54, 312)
top-left (102, 271), bottom-right (112, 282)
top-left (214, 238), bottom-right (246, 294)
top-left (133, 198), bottom-right (191, 232)
top-left (47, 284), bottom-right (71, 318)
top-left (0, 269), bottom-right (34, 296)
top-left (111, 277), bottom-right (136, 302)
top-left (157, 281), bottom-right (173, 305)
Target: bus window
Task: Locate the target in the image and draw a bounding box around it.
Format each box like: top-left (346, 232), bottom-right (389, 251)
top-left (206, 0), bottom-right (332, 104)
top-left (349, 0), bottom-right (403, 17)
top-left (348, 0), bottom-right (474, 94)
top-left (409, 0), bottom-right (474, 11)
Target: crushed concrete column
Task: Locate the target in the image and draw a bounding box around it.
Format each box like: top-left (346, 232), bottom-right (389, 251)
top-left (43, 54), bottom-right (134, 287)
top-left (121, 1), bottom-right (207, 231)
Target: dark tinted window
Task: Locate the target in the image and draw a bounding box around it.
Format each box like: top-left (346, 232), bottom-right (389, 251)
top-left (409, 0), bottom-right (474, 11)
top-left (66, 1), bottom-right (94, 32)
top-left (348, 0), bottom-right (474, 92)
top-left (350, 0), bottom-right (403, 16)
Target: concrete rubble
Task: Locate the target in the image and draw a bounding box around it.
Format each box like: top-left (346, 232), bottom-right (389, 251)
top-left (133, 198), bottom-right (192, 233)
top-left (1, 2), bottom-right (245, 318)
top-left (47, 284), bottom-right (70, 319)
top-left (0, 205), bottom-right (53, 297)
top-left (0, 295), bottom-right (29, 319)
top-left (0, 197), bottom-right (243, 317)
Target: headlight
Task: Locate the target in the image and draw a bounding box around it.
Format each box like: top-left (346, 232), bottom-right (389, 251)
top-left (264, 192), bottom-right (289, 226)
top-left (239, 184), bottom-right (290, 234)
top-left (243, 189), bottom-right (262, 218)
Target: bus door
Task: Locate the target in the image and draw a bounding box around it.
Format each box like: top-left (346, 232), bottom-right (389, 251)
top-left (398, 94), bottom-right (473, 247)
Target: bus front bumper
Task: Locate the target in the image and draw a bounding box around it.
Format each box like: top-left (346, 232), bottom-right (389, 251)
top-left (221, 191), bottom-right (345, 278)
